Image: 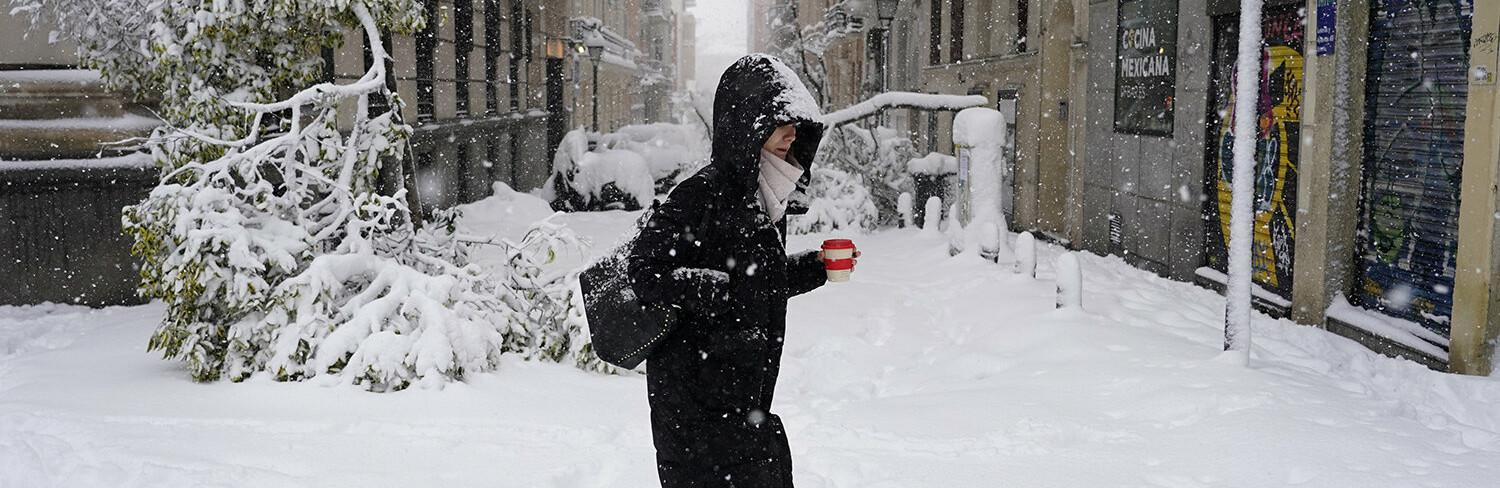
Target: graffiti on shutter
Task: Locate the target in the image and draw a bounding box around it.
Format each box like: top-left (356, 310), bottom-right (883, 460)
top-left (1357, 0), bottom-right (1473, 336)
top-left (1203, 5), bottom-right (1305, 300)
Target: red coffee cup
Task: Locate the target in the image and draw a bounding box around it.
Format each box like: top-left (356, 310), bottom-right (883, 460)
top-left (822, 239), bottom-right (856, 282)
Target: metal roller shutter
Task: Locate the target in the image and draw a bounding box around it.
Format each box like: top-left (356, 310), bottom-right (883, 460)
top-left (1203, 4), bottom-right (1305, 300)
top-left (1358, 0), bottom-right (1474, 335)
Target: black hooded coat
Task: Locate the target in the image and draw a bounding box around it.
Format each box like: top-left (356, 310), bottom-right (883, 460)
top-left (627, 55), bottom-right (827, 487)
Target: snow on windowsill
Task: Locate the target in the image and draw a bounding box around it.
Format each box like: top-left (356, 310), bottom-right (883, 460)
top-left (920, 50), bottom-right (1038, 70)
top-left (1194, 266), bottom-right (1292, 308)
top-left (413, 112), bottom-right (546, 131)
top-left (1326, 294), bottom-right (1450, 361)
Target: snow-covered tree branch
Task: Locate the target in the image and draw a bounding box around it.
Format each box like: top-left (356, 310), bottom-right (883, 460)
top-left (13, 0), bottom-right (604, 389)
top-left (766, 0), bottom-right (861, 110)
top-left (820, 92), bottom-right (990, 128)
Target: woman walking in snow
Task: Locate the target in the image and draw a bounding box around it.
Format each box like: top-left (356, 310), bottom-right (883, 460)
top-left (627, 54), bottom-right (854, 487)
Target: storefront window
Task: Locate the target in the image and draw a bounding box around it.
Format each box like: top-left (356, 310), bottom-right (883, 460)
top-left (1114, 0), bottom-right (1177, 136)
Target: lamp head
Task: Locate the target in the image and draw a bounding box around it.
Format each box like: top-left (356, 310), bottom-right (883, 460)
top-left (875, 0), bottom-right (900, 21)
top-left (583, 34), bottom-right (606, 61)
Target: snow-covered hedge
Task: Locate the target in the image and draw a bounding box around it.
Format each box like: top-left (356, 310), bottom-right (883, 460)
top-left (789, 164), bottom-right (878, 234)
top-left (908, 152), bottom-right (958, 175)
top-left (544, 124), bottom-right (709, 211)
top-left (795, 124), bottom-right (916, 233)
top-left (544, 119), bottom-right (924, 238)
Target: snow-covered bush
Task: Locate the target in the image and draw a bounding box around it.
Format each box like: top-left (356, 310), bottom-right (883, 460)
top-left (19, 0), bottom-right (582, 389)
top-left (493, 217), bottom-right (602, 370)
top-left (574, 150), bottom-right (655, 210)
top-left (455, 183), bottom-right (615, 373)
top-left (603, 123), bottom-right (710, 181)
top-left (790, 164), bottom-right (878, 234)
top-left (803, 124), bottom-right (917, 231)
top-left (545, 124), bottom-right (709, 211)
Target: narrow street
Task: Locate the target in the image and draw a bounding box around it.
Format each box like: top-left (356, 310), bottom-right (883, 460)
top-left (2, 187), bottom-right (1496, 487)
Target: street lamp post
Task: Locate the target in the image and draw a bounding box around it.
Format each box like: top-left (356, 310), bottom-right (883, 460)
top-left (874, 0), bottom-right (900, 128)
top-left (585, 36), bottom-right (605, 133)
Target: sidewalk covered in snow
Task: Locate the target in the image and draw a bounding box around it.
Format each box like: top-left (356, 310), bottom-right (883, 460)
top-left (2, 188), bottom-right (1497, 487)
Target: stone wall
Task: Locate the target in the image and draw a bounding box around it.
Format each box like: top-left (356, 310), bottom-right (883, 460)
top-left (0, 156), bottom-right (157, 306)
top-left (1081, 0), bottom-right (1213, 280)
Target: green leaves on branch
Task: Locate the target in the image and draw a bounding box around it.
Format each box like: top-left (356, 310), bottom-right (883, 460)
top-left (15, 0), bottom-right (595, 389)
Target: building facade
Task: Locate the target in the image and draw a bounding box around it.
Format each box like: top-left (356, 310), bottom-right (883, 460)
top-left (568, 0), bottom-right (687, 132)
top-left (766, 0), bottom-right (1497, 374)
top-left (381, 0), bottom-right (570, 213)
top-left (679, 0), bottom-right (698, 90)
top-left (905, 0), bottom-right (1085, 238)
top-left (1073, 0), bottom-right (1500, 375)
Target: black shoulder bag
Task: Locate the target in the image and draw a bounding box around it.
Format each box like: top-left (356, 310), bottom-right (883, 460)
top-left (579, 201), bottom-right (712, 369)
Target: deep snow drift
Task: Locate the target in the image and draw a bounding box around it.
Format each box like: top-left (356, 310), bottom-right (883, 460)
top-left (2, 188), bottom-right (1497, 487)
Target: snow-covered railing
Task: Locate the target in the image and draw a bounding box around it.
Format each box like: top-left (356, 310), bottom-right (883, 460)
top-left (820, 92), bottom-right (989, 128)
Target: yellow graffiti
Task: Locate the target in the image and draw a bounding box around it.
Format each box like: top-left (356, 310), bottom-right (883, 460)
top-left (1215, 44), bottom-right (1302, 289)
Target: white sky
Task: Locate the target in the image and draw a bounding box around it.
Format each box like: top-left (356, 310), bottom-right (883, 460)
top-left (687, 0), bottom-right (750, 93)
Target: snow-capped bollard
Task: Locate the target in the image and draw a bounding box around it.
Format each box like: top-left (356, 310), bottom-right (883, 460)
top-left (1055, 252), bottom-right (1081, 309)
top-left (945, 203), bottom-right (966, 255)
top-left (976, 222), bottom-right (1015, 264)
top-left (898, 192), bottom-right (914, 228)
top-left (1016, 231), bottom-right (1036, 278)
top-left (994, 213), bottom-right (1014, 262)
top-left (977, 222), bottom-right (1000, 261)
top-left (922, 196), bottom-right (943, 233)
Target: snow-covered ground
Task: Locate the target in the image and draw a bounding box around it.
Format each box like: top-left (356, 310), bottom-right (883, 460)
top-left (3, 189), bottom-right (1498, 487)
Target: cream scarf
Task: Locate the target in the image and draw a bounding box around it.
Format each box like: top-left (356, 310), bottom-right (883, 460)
top-left (757, 148), bottom-right (804, 223)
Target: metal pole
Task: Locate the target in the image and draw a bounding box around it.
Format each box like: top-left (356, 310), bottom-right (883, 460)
top-left (880, 18), bottom-right (891, 128)
top-left (1224, 0), bottom-right (1264, 362)
top-left (591, 61), bottom-right (600, 133)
